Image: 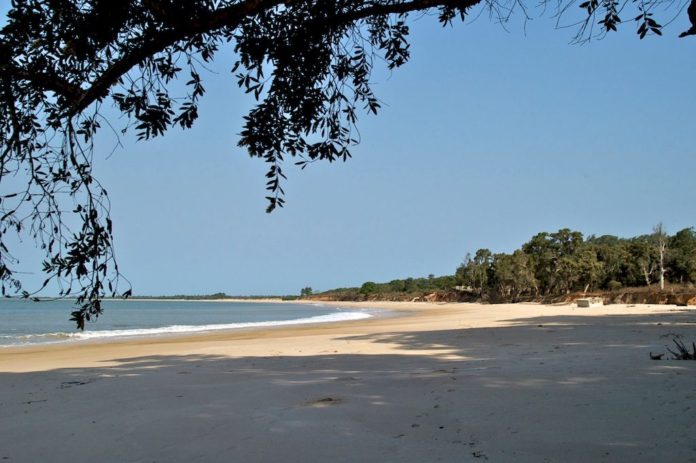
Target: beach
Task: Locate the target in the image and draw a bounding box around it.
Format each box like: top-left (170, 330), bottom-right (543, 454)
top-left (1, 301), bottom-right (695, 462)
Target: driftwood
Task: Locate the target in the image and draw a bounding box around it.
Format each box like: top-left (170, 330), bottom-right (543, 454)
top-left (666, 338), bottom-right (696, 360)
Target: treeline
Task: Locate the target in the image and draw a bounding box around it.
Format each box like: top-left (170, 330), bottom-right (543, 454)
top-left (313, 226), bottom-right (696, 303)
top-left (317, 274), bottom-right (458, 301)
top-left (458, 227), bottom-right (696, 302)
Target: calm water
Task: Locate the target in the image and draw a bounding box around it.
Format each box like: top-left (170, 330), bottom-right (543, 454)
top-left (0, 299), bottom-right (373, 346)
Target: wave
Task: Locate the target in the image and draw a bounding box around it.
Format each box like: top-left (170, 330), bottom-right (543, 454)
top-left (0, 311), bottom-right (371, 346)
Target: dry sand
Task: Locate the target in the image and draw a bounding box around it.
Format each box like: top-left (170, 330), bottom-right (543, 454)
top-left (1, 301), bottom-right (695, 462)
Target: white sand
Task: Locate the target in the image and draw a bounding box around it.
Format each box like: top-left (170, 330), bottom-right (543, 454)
top-left (1, 302), bottom-right (695, 462)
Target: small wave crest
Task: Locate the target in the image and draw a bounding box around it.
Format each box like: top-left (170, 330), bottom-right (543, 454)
top-left (1, 311), bottom-right (371, 346)
top-left (0, 332), bottom-right (73, 341)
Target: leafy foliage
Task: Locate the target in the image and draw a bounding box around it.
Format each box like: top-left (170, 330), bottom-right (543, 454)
top-left (0, 0), bottom-right (689, 327)
top-left (318, 274), bottom-right (456, 300)
top-left (455, 227), bottom-right (696, 301)
top-left (317, 227), bottom-right (696, 303)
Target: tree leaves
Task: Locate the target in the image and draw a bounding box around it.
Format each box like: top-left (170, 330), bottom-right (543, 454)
top-left (0, 0), bottom-right (681, 328)
top-left (635, 11), bottom-right (663, 39)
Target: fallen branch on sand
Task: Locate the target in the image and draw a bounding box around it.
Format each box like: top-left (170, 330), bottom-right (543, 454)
top-left (666, 338), bottom-right (696, 360)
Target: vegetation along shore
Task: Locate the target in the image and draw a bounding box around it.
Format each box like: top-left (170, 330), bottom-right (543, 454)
top-left (308, 226), bottom-right (696, 305)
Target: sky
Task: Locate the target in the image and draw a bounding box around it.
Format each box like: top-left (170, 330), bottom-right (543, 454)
top-left (5, 4), bottom-right (696, 296)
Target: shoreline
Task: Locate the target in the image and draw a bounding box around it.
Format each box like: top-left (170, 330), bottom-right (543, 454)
top-left (0, 299), bottom-right (392, 355)
top-left (2, 301), bottom-right (695, 462)
top-left (0, 301), bottom-right (689, 371)
top-left (0, 300), bottom-right (422, 369)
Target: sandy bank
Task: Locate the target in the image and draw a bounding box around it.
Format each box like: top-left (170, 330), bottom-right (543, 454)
top-left (1, 301), bottom-right (695, 462)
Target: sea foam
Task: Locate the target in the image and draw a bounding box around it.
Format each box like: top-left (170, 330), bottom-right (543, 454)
top-left (1, 310), bottom-right (371, 346)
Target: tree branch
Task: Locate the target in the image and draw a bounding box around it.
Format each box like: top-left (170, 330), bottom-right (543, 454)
top-left (71, 0), bottom-right (479, 114)
top-left (340, 0), bottom-right (476, 21)
top-left (0, 66), bottom-right (84, 102)
top-left (71, 0), bottom-right (288, 114)
top-left (3, 1), bottom-right (480, 115)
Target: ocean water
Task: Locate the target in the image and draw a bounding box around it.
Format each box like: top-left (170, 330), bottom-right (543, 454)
top-left (0, 299), bottom-right (373, 346)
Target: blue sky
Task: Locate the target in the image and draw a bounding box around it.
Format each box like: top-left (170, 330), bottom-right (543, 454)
top-left (7, 5), bottom-right (696, 295)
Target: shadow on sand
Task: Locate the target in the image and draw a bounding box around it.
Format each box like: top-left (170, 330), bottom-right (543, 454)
top-left (1, 309), bottom-right (695, 462)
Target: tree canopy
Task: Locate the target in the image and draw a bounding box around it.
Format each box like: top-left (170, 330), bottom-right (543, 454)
top-left (316, 227), bottom-right (696, 302)
top-left (454, 227), bottom-right (696, 301)
top-left (0, 0), bottom-right (693, 328)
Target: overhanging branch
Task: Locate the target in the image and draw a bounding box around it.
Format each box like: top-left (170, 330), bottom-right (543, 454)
top-left (0, 66), bottom-right (84, 102)
top-left (8, 1), bottom-right (480, 116)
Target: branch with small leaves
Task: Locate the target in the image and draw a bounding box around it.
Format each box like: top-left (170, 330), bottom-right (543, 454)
top-left (0, 0), bottom-right (689, 327)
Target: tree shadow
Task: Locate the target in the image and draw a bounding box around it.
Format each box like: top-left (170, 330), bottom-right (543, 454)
top-left (1, 309), bottom-right (695, 462)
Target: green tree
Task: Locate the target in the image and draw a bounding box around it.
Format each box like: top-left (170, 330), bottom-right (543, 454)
top-left (489, 250), bottom-right (536, 301)
top-left (0, 1), bottom-right (690, 326)
top-left (628, 237), bottom-right (659, 287)
top-left (387, 279), bottom-right (406, 292)
top-left (522, 232), bottom-right (558, 295)
top-left (360, 281), bottom-right (377, 296)
top-left (456, 249), bottom-right (492, 297)
top-left (402, 278), bottom-right (416, 293)
top-left (432, 275), bottom-right (457, 291)
top-left (587, 235), bottom-right (632, 289)
top-left (300, 287), bottom-right (313, 297)
top-left (574, 245), bottom-right (603, 293)
top-left (522, 229), bottom-right (591, 294)
top-left (669, 228), bottom-right (696, 284)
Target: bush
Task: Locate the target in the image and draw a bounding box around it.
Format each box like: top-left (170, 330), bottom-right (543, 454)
top-left (360, 281), bottom-right (377, 295)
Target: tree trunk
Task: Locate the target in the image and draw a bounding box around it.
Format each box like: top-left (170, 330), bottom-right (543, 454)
top-left (659, 246), bottom-right (665, 290)
top-left (654, 222), bottom-right (667, 291)
top-left (641, 262), bottom-right (652, 286)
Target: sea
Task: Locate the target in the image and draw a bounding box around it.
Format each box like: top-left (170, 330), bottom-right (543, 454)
top-left (0, 298), bottom-right (374, 347)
